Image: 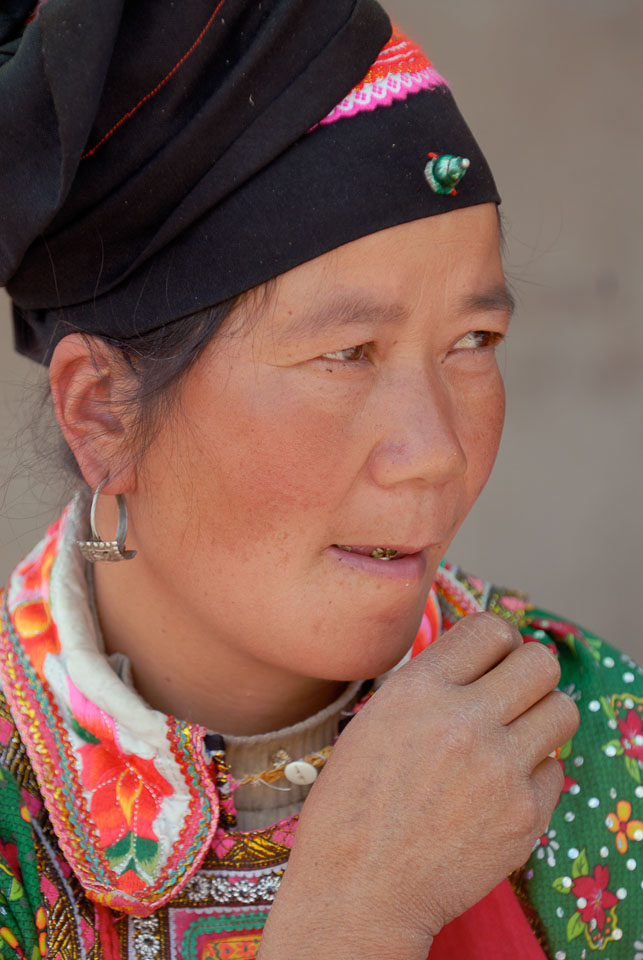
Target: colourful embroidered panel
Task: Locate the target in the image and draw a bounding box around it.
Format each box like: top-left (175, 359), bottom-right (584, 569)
top-left (0, 511), bottom-right (219, 914)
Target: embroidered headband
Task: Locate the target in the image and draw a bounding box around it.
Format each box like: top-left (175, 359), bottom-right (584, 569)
top-left (0, 0), bottom-right (499, 364)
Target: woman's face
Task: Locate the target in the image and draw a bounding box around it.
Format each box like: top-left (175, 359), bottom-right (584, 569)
top-left (130, 203), bottom-right (510, 680)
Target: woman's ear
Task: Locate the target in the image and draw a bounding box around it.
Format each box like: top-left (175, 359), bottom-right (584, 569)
top-left (48, 334), bottom-right (137, 494)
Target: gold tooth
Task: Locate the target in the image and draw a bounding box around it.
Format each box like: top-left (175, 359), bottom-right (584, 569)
top-left (370, 547), bottom-right (398, 560)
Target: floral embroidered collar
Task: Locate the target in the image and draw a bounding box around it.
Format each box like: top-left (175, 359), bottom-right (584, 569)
top-left (0, 496), bottom-right (445, 915)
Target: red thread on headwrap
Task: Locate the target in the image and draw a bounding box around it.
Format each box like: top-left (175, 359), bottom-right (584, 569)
top-left (25, 0), bottom-right (51, 25)
top-left (81, 0), bottom-right (228, 160)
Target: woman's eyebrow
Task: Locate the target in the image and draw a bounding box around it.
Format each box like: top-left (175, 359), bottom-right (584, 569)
top-left (283, 292), bottom-right (409, 338)
top-left (458, 285), bottom-right (515, 319)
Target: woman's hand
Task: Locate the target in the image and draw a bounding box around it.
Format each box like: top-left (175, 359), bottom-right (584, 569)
top-left (259, 612), bottom-right (580, 959)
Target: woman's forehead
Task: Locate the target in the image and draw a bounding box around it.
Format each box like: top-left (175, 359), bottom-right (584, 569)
top-left (262, 205), bottom-right (506, 330)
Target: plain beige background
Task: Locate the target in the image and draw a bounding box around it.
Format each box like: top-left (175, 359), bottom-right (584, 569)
top-left (1, 1), bottom-right (642, 659)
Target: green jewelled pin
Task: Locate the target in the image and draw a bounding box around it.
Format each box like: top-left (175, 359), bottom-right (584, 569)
top-left (424, 152), bottom-right (470, 196)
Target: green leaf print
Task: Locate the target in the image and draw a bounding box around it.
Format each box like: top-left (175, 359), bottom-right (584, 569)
top-left (8, 876), bottom-right (23, 901)
top-left (105, 832), bottom-right (132, 866)
top-left (70, 716), bottom-right (100, 744)
top-left (571, 848), bottom-right (589, 879)
top-left (133, 836), bottom-right (159, 874)
top-left (600, 696), bottom-right (617, 722)
top-left (552, 876), bottom-right (571, 894)
top-left (105, 833), bottom-right (159, 875)
top-left (566, 911), bottom-right (585, 942)
top-left (601, 738), bottom-right (624, 756)
top-left (624, 755), bottom-right (642, 783)
top-left (558, 738), bottom-right (573, 761)
top-left (558, 633), bottom-right (577, 656)
top-left (583, 634), bottom-right (603, 660)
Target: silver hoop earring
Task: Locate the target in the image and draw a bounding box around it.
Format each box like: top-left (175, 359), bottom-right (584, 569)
top-left (76, 479), bottom-right (137, 562)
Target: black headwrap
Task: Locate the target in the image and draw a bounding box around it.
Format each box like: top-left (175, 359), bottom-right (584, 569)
top-left (0, 0), bottom-right (499, 363)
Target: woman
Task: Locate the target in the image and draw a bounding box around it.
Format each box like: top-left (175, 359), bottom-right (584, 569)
top-left (0, 1), bottom-right (641, 958)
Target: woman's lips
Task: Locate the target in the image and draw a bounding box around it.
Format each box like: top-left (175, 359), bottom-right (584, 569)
top-left (326, 544), bottom-right (429, 581)
top-left (336, 545), bottom-right (402, 558)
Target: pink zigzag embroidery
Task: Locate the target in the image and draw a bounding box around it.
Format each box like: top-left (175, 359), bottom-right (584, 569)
top-left (319, 66), bottom-right (448, 127)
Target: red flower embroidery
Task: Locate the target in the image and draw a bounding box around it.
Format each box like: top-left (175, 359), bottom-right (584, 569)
top-left (571, 864), bottom-right (618, 932)
top-left (79, 743), bottom-right (173, 848)
top-left (530, 617), bottom-right (584, 643)
top-left (618, 709), bottom-right (643, 763)
top-left (68, 680), bottom-right (172, 863)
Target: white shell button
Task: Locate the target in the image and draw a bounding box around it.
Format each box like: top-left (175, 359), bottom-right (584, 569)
top-left (284, 760), bottom-right (318, 785)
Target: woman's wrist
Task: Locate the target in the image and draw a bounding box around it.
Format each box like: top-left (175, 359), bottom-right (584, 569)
top-left (258, 837), bottom-right (435, 960)
top-left (259, 899), bottom-right (433, 960)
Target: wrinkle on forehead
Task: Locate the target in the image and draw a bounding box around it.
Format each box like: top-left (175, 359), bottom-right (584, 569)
top-left (279, 289), bottom-right (409, 340)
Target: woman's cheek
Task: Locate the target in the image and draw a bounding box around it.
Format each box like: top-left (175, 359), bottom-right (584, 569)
top-left (202, 376), bottom-right (364, 518)
top-left (459, 371), bottom-right (506, 499)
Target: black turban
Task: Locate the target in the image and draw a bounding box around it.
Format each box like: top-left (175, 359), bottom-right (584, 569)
top-left (0, 0), bottom-right (499, 363)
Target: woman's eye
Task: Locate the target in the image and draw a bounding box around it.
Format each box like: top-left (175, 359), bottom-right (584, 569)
top-left (320, 344), bottom-right (368, 363)
top-left (453, 330), bottom-right (505, 351)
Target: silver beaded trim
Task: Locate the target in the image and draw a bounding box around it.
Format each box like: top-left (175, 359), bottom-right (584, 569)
top-left (183, 870), bottom-right (283, 905)
top-left (127, 873), bottom-right (283, 956)
top-left (131, 916), bottom-right (161, 960)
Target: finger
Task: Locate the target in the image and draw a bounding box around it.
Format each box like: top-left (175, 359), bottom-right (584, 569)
top-left (472, 641), bottom-right (561, 724)
top-left (530, 755), bottom-right (567, 832)
top-left (507, 690), bottom-right (580, 771)
top-left (416, 612), bottom-right (523, 685)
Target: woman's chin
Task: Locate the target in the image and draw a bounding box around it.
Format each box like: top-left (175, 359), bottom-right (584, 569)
top-left (289, 615), bottom-right (426, 684)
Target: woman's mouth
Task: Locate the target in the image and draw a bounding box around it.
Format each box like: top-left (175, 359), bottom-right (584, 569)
top-left (328, 544), bottom-right (430, 581)
top-left (335, 545), bottom-right (402, 560)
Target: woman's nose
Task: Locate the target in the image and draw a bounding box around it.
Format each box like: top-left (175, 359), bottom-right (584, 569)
top-left (366, 372), bottom-right (467, 489)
